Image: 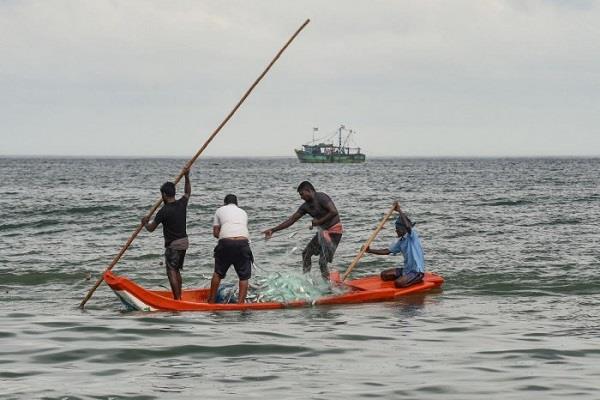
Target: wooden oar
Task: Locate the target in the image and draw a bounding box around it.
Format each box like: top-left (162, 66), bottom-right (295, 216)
top-left (341, 203), bottom-right (396, 281)
top-left (79, 18), bottom-right (311, 309)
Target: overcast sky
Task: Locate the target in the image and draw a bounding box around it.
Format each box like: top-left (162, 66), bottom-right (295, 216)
top-left (1, 0), bottom-right (599, 157)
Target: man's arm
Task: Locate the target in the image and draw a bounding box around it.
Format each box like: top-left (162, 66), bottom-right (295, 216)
top-left (141, 216), bottom-right (158, 232)
top-left (364, 245), bottom-right (391, 256)
top-left (394, 201), bottom-right (412, 233)
top-left (212, 210), bottom-right (220, 239)
top-left (262, 211), bottom-right (303, 239)
top-left (182, 166), bottom-right (191, 198)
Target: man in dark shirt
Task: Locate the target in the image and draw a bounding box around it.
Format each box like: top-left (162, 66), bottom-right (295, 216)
top-left (141, 166), bottom-right (191, 300)
top-left (263, 181), bottom-right (343, 280)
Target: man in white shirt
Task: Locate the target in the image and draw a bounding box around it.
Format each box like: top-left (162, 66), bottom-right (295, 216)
top-left (208, 194), bottom-right (253, 304)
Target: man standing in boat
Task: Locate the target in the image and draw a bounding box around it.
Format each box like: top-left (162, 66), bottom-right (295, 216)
top-left (209, 194), bottom-right (253, 304)
top-left (262, 181), bottom-right (343, 280)
top-left (141, 166), bottom-right (191, 300)
top-left (364, 201), bottom-right (425, 288)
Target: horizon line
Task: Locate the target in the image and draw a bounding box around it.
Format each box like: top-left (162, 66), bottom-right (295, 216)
top-left (1, 154), bottom-right (599, 160)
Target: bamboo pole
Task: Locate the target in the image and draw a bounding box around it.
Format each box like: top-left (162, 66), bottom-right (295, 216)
top-left (341, 204), bottom-right (396, 281)
top-left (79, 19), bottom-right (311, 309)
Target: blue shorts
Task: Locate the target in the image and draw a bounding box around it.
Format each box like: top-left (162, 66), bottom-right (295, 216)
top-left (394, 268), bottom-right (424, 287)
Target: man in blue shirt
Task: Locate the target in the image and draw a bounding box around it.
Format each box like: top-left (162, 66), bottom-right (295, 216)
top-left (364, 201), bottom-right (425, 288)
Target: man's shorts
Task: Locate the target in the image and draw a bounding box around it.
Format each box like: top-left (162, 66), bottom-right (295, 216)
top-left (394, 268), bottom-right (424, 287)
top-left (214, 239), bottom-right (253, 280)
top-left (305, 232), bottom-right (342, 262)
top-left (165, 247), bottom-right (186, 271)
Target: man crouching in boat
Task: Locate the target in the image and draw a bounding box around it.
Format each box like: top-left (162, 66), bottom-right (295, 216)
top-left (364, 201), bottom-right (425, 288)
top-left (141, 166), bottom-right (191, 300)
top-left (262, 181), bottom-right (343, 280)
top-left (208, 194), bottom-right (253, 304)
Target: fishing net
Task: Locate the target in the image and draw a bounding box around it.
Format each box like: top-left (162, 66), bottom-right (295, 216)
top-left (215, 271), bottom-right (348, 304)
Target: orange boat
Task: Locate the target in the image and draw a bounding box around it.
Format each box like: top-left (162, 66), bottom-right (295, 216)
top-left (103, 270), bottom-right (444, 312)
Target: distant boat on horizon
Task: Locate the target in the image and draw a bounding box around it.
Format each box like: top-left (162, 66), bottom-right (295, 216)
top-left (294, 125), bottom-right (366, 163)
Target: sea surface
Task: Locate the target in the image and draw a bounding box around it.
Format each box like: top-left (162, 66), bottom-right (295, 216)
top-left (1, 157), bottom-right (599, 399)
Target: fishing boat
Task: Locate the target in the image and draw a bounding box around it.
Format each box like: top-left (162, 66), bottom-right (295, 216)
top-left (103, 270), bottom-right (443, 312)
top-left (295, 125), bottom-right (366, 163)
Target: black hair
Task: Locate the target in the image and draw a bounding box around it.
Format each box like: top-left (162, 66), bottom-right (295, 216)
top-left (224, 194), bottom-right (238, 205)
top-left (297, 181), bottom-right (315, 193)
top-left (160, 182), bottom-right (176, 197)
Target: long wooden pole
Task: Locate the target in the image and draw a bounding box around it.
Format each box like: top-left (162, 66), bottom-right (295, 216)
top-left (79, 19), bottom-right (311, 309)
top-left (342, 204), bottom-right (396, 281)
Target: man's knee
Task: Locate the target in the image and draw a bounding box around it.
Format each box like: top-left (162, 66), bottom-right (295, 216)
top-left (318, 253), bottom-right (328, 265)
top-left (380, 268), bottom-right (397, 281)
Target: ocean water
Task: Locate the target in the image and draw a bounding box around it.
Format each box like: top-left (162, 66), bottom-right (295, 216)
top-left (1, 157), bottom-right (599, 399)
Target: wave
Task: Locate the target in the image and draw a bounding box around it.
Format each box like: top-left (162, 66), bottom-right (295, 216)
top-left (0, 271), bottom-right (90, 286)
top-left (0, 219), bottom-right (62, 231)
top-left (473, 199), bottom-right (535, 207)
top-left (31, 343), bottom-right (317, 364)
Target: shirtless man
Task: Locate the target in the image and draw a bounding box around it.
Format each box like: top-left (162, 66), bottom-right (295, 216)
top-left (263, 181), bottom-right (342, 280)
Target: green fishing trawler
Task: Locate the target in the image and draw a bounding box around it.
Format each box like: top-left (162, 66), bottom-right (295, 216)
top-left (295, 125), bottom-right (366, 163)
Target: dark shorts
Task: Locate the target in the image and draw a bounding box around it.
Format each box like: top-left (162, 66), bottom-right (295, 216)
top-left (394, 268), bottom-right (424, 287)
top-left (165, 247), bottom-right (186, 271)
top-left (304, 232), bottom-right (342, 262)
top-left (214, 239), bottom-right (253, 280)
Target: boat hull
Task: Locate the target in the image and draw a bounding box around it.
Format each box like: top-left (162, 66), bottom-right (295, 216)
top-left (295, 149), bottom-right (366, 163)
top-left (104, 271), bottom-right (443, 312)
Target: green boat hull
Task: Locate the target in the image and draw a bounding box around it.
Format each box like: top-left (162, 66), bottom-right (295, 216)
top-left (295, 150), bottom-right (366, 163)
